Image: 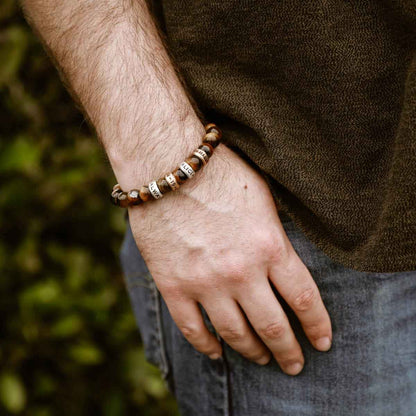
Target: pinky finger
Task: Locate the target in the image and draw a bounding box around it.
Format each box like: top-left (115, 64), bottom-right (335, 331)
top-left (165, 297), bottom-right (222, 359)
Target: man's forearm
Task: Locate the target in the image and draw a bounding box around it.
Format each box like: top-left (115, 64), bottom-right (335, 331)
top-left (20, 0), bottom-right (206, 189)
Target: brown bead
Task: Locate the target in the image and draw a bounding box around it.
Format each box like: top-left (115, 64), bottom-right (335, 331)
top-left (156, 178), bottom-right (172, 194)
top-left (117, 191), bottom-right (130, 208)
top-left (205, 124), bottom-right (222, 140)
top-left (110, 194), bottom-right (120, 206)
top-left (127, 189), bottom-right (143, 205)
top-left (139, 186), bottom-right (153, 202)
top-left (113, 183), bottom-right (122, 192)
top-left (203, 132), bottom-right (221, 148)
top-left (185, 156), bottom-right (203, 172)
top-left (199, 144), bottom-right (213, 157)
top-left (173, 168), bottom-right (188, 185)
top-left (205, 123), bottom-right (216, 131)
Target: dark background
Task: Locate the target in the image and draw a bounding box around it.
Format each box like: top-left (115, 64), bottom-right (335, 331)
top-left (0, 1), bottom-right (179, 414)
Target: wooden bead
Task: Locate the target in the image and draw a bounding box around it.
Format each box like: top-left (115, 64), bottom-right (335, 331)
top-left (111, 194), bottom-right (120, 206)
top-left (117, 191), bottom-right (130, 208)
top-left (205, 123), bottom-right (217, 131)
top-left (156, 178), bottom-right (172, 194)
top-left (199, 144), bottom-right (213, 157)
top-left (203, 132), bottom-right (221, 148)
top-left (139, 186), bottom-right (153, 202)
top-left (185, 156), bottom-right (203, 172)
top-left (173, 168), bottom-right (188, 184)
top-left (127, 189), bottom-right (142, 205)
top-left (205, 124), bottom-right (222, 139)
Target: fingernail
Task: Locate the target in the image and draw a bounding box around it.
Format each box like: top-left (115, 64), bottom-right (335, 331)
top-left (256, 355), bottom-right (271, 365)
top-left (209, 352), bottom-right (221, 360)
top-left (316, 336), bottom-right (332, 351)
top-left (285, 362), bottom-right (303, 375)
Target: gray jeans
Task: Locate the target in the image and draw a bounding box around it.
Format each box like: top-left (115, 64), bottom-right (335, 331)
top-left (120, 210), bottom-right (416, 416)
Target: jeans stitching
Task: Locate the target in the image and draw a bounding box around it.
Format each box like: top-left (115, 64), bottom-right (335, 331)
top-left (152, 283), bottom-right (171, 380)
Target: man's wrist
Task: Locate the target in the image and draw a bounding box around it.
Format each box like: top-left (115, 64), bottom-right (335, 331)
top-left (107, 113), bottom-right (206, 191)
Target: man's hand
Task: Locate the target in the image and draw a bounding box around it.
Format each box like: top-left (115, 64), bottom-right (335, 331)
top-left (130, 142), bottom-right (332, 376)
top-left (21, 0), bottom-right (332, 376)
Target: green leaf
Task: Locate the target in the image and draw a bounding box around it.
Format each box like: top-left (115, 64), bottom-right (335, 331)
top-left (20, 280), bottom-right (62, 309)
top-left (69, 343), bottom-right (104, 365)
top-left (0, 372), bottom-right (27, 413)
top-left (0, 135), bottom-right (41, 174)
top-left (50, 315), bottom-right (83, 338)
top-left (0, 26), bottom-right (28, 84)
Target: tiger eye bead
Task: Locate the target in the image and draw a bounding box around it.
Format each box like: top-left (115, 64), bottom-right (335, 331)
top-left (199, 144), bottom-right (213, 157)
top-left (117, 191), bottom-right (130, 208)
top-left (185, 156), bottom-right (203, 172)
top-left (139, 186), bottom-right (153, 202)
top-left (203, 132), bottom-right (221, 149)
top-left (127, 189), bottom-right (143, 205)
top-left (205, 124), bottom-right (222, 140)
top-left (156, 178), bottom-right (172, 194)
top-left (173, 168), bottom-right (188, 185)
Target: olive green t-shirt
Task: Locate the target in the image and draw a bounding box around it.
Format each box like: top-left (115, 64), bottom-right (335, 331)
top-left (150, 0), bottom-right (416, 273)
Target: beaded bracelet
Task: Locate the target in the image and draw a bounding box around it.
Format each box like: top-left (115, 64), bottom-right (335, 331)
top-left (110, 123), bottom-right (222, 208)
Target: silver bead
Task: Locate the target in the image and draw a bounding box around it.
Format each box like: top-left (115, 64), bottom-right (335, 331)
top-left (111, 189), bottom-right (122, 198)
top-left (193, 149), bottom-right (209, 165)
top-left (148, 181), bottom-right (163, 199)
top-left (165, 173), bottom-right (180, 190)
top-left (179, 161), bottom-right (195, 178)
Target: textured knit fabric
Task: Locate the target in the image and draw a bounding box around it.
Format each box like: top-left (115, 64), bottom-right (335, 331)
top-left (149, 0), bottom-right (416, 272)
top-left (120, 213), bottom-right (416, 415)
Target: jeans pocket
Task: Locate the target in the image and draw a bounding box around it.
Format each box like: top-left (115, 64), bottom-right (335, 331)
top-left (119, 222), bottom-right (170, 381)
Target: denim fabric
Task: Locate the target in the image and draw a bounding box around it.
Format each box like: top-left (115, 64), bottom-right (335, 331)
top-left (119, 210), bottom-right (416, 416)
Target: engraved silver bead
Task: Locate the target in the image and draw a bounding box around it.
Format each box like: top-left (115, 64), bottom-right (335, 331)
top-left (148, 180), bottom-right (163, 199)
top-left (179, 161), bottom-right (195, 178)
top-left (165, 173), bottom-right (180, 190)
top-left (193, 149), bottom-right (209, 165)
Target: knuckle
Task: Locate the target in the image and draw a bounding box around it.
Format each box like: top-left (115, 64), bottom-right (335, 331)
top-left (292, 287), bottom-right (318, 312)
top-left (258, 232), bottom-right (286, 261)
top-left (158, 280), bottom-right (181, 297)
top-left (224, 264), bottom-right (249, 285)
top-left (178, 323), bottom-right (201, 340)
top-left (259, 321), bottom-right (286, 340)
top-left (269, 240), bottom-right (287, 263)
top-left (218, 326), bottom-right (246, 343)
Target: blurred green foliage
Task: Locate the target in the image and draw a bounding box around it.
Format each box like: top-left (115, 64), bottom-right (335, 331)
top-left (0, 2), bottom-right (179, 415)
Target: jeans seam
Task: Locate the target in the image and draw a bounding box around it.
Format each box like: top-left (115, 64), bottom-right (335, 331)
top-left (152, 283), bottom-right (170, 380)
